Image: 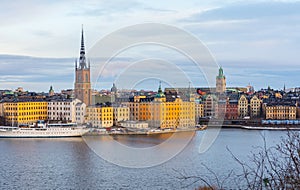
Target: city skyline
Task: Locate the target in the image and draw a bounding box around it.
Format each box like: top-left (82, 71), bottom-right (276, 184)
top-left (0, 0), bottom-right (299, 91)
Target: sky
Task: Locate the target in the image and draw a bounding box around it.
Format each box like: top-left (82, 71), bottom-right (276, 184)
top-left (0, 0), bottom-right (299, 92)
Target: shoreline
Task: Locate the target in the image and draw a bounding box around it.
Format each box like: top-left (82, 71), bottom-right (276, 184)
top-left (84, 124), bottom-right (300, 136)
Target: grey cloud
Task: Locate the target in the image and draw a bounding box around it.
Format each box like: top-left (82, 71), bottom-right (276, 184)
top-left (0, 55), bottom-right (74, 83)
top-left (182, 1), bottom-right (300, 22)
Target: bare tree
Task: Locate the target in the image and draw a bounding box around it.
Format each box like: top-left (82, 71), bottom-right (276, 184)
top-left (175, 131), bottom-right (300, 189)
top-left (229, 131), bottom-right (300, 189)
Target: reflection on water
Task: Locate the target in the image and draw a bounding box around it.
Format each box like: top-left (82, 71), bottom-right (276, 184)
top-left (111, 132), bottom-right (195, 148)
top-left (0, 129), bottom-right (289, 189)
top-left (83, 131), bottom-right (195, 168)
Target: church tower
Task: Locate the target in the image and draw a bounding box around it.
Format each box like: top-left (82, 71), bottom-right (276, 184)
top-left (216, 67), bottom-right (226, 94)
top-left (74, 27), bottom-right (92, 106)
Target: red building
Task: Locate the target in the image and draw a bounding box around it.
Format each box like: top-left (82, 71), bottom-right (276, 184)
top-left (225, 100), bottom-right (239, 120)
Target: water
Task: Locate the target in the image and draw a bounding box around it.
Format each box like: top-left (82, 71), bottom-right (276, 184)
top-left (0, 129), bottom-right (289, 189)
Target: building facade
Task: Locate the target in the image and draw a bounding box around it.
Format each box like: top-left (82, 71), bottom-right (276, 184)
top-left (238, 94), bottom-right (249, 118)
top-left (75, 102), bottom-right (86, 124)
top-left (86, 106), bottom-right (113, 128)
top-left (47, 98), bottom-right (85, 123)
top-left (204, 94), bottom-right (218, 118)
top-left (74, 28), bottom-right (92, 106)
top-left (3, 101), bottom-right (47, 126)
top-left (113, 106), bottom-right (130, 126)
top-left (216, 67), bottom-right (226, 94)
top-left (195, 103), bottom-right (204, 123)
top-left (225, 100), bottom-right (239, 120)
top-left (124, 84), bottom-right (195, 129)
top-left (265, 104), bottom-right (296, 120)
top-left (250, 95), bottom-right (261, 118)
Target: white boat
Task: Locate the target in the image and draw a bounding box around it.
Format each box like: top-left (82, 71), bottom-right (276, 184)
top-left (0, 123), bottom-right (89, 138)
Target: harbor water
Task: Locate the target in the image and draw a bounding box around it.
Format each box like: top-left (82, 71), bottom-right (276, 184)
top-left (0, 129), bottom-right (288, 189)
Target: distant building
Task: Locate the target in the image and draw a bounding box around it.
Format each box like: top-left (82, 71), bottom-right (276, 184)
top-left (204, 94), bottom-right (218, 118)
top-left (225, 99), bottom-right (239, 120)
top-left (195, 103), bottom-right (204, 123)
top-left (113, 106), bottom-right (130, 126)
top-left (265, 104), bottom-right (296, 120)
top-left (216, 97), bottom-right (227, 119)
top-left (74, 27), bottom-right (92, 106)
top-left (61, 89), bottom-right (74, 98)
top-left (250, 95), bottom-right (261, 118)
top-left (123, 83), bottom-right (195, 129)
top-left (216, 67), bottom-right (226, 94)
top-left (86, 106), bottom-right (113, 128)
top-left (238, 94), bottom-right (249, 118)
top-left (75, 102), bottom-right (86, 124)
top-left (49, 86), bottom-right (54, 96)
top-left (47, 98), bottom-right (84, 123)
top-left (3, 100), bottom-right (47, 126)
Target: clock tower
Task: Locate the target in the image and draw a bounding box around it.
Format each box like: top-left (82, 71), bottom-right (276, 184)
top-left (216, 67), bottom-right (226, 94)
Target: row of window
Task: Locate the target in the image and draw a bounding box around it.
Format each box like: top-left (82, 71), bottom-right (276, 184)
top-left (48, 107), bottom-right (71, 110)
top-left (48, 112), bottom-right (71, 116)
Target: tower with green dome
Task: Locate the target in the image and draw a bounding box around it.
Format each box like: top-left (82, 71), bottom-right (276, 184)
top-left (216, 67), bottom-right (226, 93)
top-left (154, 81), bottom-right (166, 102)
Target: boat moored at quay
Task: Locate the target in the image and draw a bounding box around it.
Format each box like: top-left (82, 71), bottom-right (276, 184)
top-left (0, 122), bottom-right (89, 138)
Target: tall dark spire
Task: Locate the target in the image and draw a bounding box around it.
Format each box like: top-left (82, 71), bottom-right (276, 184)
top-left (79, 25), bottom-right (87, 69)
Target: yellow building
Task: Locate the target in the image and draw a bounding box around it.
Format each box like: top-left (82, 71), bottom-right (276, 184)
top-left (238, 95), bottom-right (249, 118)
top-left (275, 93), bottom-right (283, 99)
top-left (126, 84), bottom-right (195, 129)
top-left (265, 104), bottom-right (296, 120)
top-left (86, 106), bottom-right (113, 128)
top-left (3, 101), bottom-right (48, 126)
top-left (195, 103), bottom-right (204, 123)
top-left (250, 95), bottom-right (261, 118)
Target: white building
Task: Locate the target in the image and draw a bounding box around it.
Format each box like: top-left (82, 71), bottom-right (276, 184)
top-left (47, 98), bottom-right (85, 123)
top-left (113, 106), bottom-right (130, 126)
top-left (75, 102), bottom-right (86, 124)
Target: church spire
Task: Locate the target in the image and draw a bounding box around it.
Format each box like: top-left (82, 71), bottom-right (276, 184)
top-left (79, 25), bottom-right (87, 70)
top-left (158, 81), bottom-right (162, 94)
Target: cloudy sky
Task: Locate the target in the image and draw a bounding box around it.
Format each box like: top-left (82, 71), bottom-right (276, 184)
top-left (0, 0), bottom-right (299, 92)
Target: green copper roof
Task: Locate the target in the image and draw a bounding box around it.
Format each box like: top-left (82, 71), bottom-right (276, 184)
top-left (217, 67), bottom-right (225, 79)
top-left (155, 81), bottom-right (165, 98)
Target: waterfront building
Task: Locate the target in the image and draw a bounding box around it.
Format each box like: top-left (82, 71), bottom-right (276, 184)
top-left (3, 100), bottom-right (47, 126)
top-left (216, 67), bottom-right (226, 94)
top-left (265, 103), bottom-right (296, 120)
top-left (250, 95), bottom-right (261, 118)
top-left (216, 94), bottom-right (227, 119)
top-left (124, 96), bottom-right (142, 121)
top-left (238, 94), bottom-right (249, 118)
top-left (74, 27), bottom-right (92, 106)
top-left (47, 98), bottom-right (84, 123)
top-left (225, 99), bottom-right (239, 120)
top-left (75, 102), bottom-right (86, 124)
top-left (195, 102), bottom-right (204, 123)
top-left (124, 83), bottom-right (195, 129)
top-left (113, 106), bottom-right (130, 126)
top-left (86, 106), bottom-right (113, 128)
top-left (204, 94), bottom-right (218, 118)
